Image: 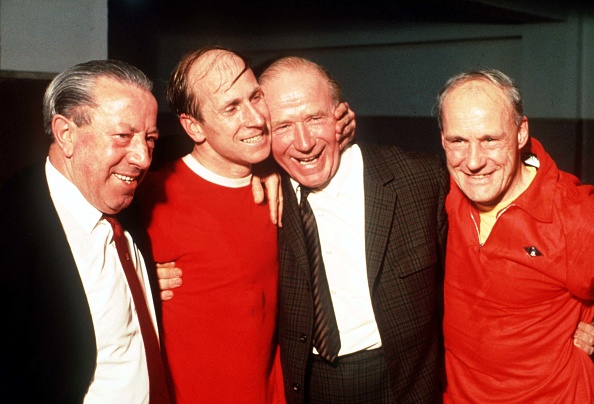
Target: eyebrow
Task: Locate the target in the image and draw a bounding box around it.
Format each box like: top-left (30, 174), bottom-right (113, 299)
top-left (220, 87), bottom-right (262, 109)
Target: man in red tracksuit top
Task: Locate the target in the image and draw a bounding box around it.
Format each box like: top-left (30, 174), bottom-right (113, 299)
top-left (436, 69), bottom-right (594, 403)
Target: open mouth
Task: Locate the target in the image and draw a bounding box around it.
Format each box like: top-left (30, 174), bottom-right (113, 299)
top-left (466, 172), bottom-right (494, 180)
top-left (114, 173), bottom-right (136, 185)
top-left (293, 150), bottom-right (323, 165)
top-left (242, 134), bottom-right (264, 144)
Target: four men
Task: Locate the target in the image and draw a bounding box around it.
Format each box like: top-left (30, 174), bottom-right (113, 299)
top-left (3, 50), bottom-right (593, 404)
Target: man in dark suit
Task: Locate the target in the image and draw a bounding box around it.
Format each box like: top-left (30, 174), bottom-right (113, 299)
top-left (0, 60), bottom-right (170, 403)
top-left (259, 57), bottom-right (448, 403)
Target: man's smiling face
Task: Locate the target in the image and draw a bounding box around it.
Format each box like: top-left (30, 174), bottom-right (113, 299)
top-left (264, 67), bottom-right (340, 190)
top-left (190, 51), bottom-right (271, 178)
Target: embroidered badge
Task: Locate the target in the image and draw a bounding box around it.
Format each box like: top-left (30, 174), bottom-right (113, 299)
top-left (524, 246), bottom-right (542, 257)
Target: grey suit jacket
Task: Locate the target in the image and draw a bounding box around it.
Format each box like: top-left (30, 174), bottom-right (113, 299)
top-left (278, 143), bottom-right (449, 403)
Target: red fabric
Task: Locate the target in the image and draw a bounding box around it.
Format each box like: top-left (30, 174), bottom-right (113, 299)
top-left (443, 138), bottom-right (594, 403)
top-left (139, 159), bottom-right (284, 404)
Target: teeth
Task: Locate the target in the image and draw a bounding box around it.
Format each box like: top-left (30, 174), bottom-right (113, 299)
top-left (242, 135), bottom-right (262, 144)
top-left (114, 173), bottom-right (135, 184)
top-left (298, 157), bottom-right (317, 164)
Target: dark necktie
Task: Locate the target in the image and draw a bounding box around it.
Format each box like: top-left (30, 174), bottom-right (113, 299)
top-left (105, 216), bottom-right (171, 404)
top-left (299, 187), bottom-right (341, 362)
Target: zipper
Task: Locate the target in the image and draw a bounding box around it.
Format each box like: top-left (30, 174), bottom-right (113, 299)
top-left (470, 203), bottom-right (516, 248)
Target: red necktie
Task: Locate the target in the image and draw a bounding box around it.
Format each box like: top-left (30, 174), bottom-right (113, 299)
top-left (105, 216), bottom-right (171, 403)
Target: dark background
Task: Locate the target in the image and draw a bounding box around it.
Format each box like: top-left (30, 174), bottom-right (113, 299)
top-left (1, 0), bottom-right (591, 185)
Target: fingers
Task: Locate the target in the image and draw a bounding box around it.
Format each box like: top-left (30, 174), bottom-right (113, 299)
top-left (573, 321), bottom-right (594, 356)
top-left (277, 193), bottom-right (284, 228)
top-left (334, 102), bottom-right (356, 150)
top-left (161, 290), bottom-right (174, 301)
top-left (156, 262), bottom-right (182, 301)
top-left (577, 320), bottom-right (594, 334)
top-left (574, 332), bottom-right (594, 356)
top-left (265, 176), bottom-right (279, 226)
top-left (262, 172), bottom-right (282, 226)
top-left (251, 175), bottom-right (265, 205)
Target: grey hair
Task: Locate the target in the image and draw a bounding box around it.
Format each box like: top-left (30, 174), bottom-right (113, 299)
top-left (434, 69), bottom-right (524, 130)
top-left (43, 59), bottom-right (153, 140)
top-left (259, 56), bottom-right (342, 106)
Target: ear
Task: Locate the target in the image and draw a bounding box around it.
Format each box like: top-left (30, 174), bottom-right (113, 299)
top-left (52, 115), bottom-right (75, 157)
top-left (517, 116), bottom-right (529, 149)
top-left (179, 113), bottom-right (207, 144)
top-left (440, 131), bottom-right (447, 150)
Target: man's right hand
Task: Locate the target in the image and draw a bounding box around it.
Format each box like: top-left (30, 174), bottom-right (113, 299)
top-left (156, 262), bottom-right (182, 301)
top-left (574, 321), bottom-right (594, 356)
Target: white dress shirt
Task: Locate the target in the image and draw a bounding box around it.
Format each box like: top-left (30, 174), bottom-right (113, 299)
top-left (292, 144), bottom-right (382, 356)
top-left (45, 158), bottom-right (155, 403)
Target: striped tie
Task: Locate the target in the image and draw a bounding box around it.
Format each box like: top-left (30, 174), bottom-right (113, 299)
top-left (299, 187), bottom-right (341, 362)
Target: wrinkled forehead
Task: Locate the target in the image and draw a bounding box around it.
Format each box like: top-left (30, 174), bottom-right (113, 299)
top-left (264, 68), bottom-right (334, 106)
top-left (188, 50), bottom-right (249, 96)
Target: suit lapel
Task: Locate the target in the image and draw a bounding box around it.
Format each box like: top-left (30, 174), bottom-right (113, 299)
top-left (360, 145), bottom-right (397, 293)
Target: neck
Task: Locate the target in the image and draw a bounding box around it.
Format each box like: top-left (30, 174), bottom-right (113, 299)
top-left (190, 147), bottom-right (252, 179)
top-left (475, 162), bottom-right (535, 212)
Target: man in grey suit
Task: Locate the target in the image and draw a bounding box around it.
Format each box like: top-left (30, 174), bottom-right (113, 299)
top-left (259, 57), bottom-right (448, 403)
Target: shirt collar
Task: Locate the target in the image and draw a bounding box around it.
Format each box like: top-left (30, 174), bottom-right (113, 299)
top-left (182, 154), bottom-right (252, 188)
top-left (45, 157), bottom-right (104, 235)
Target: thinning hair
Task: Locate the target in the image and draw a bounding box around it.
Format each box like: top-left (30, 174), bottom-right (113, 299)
top-left (434, 69), bottom-right (524, 130)
top-left (43, 59), bottom-right (153, 140)
top-left (166, 46), bottom-right (251, 121)
top-left (259, 56), bottom-right (342, 106)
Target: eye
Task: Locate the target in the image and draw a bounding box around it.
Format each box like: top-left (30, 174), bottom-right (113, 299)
top-left (224, 105), bottom-right (237, 114)
top-left (252, 93), bottom-right (263, 103)
top-left (113, 133), bottom-right (133, 144)
top-left (273, 124), bottom-right (291, 134)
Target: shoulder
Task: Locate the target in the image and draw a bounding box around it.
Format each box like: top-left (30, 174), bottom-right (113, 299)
top-left (554, 170), bottom-right (594, 217)
top-left (359, 143), bottom-right (449, 191)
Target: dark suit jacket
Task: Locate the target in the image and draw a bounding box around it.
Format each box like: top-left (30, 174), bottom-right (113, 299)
top-left (278, 144), bottom-right (449, 403)
top-left (0, 163), bottom-right (159, 404)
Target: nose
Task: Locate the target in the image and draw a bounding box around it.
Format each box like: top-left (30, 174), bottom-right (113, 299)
top-left (127, 135), bottom-right (152, 170)
top-left (293, 123), bottom-right (314, 152)
top-left (243, 102), bottom-right (266, 128)
top-left (466, 142), bottom-right (486, 171)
